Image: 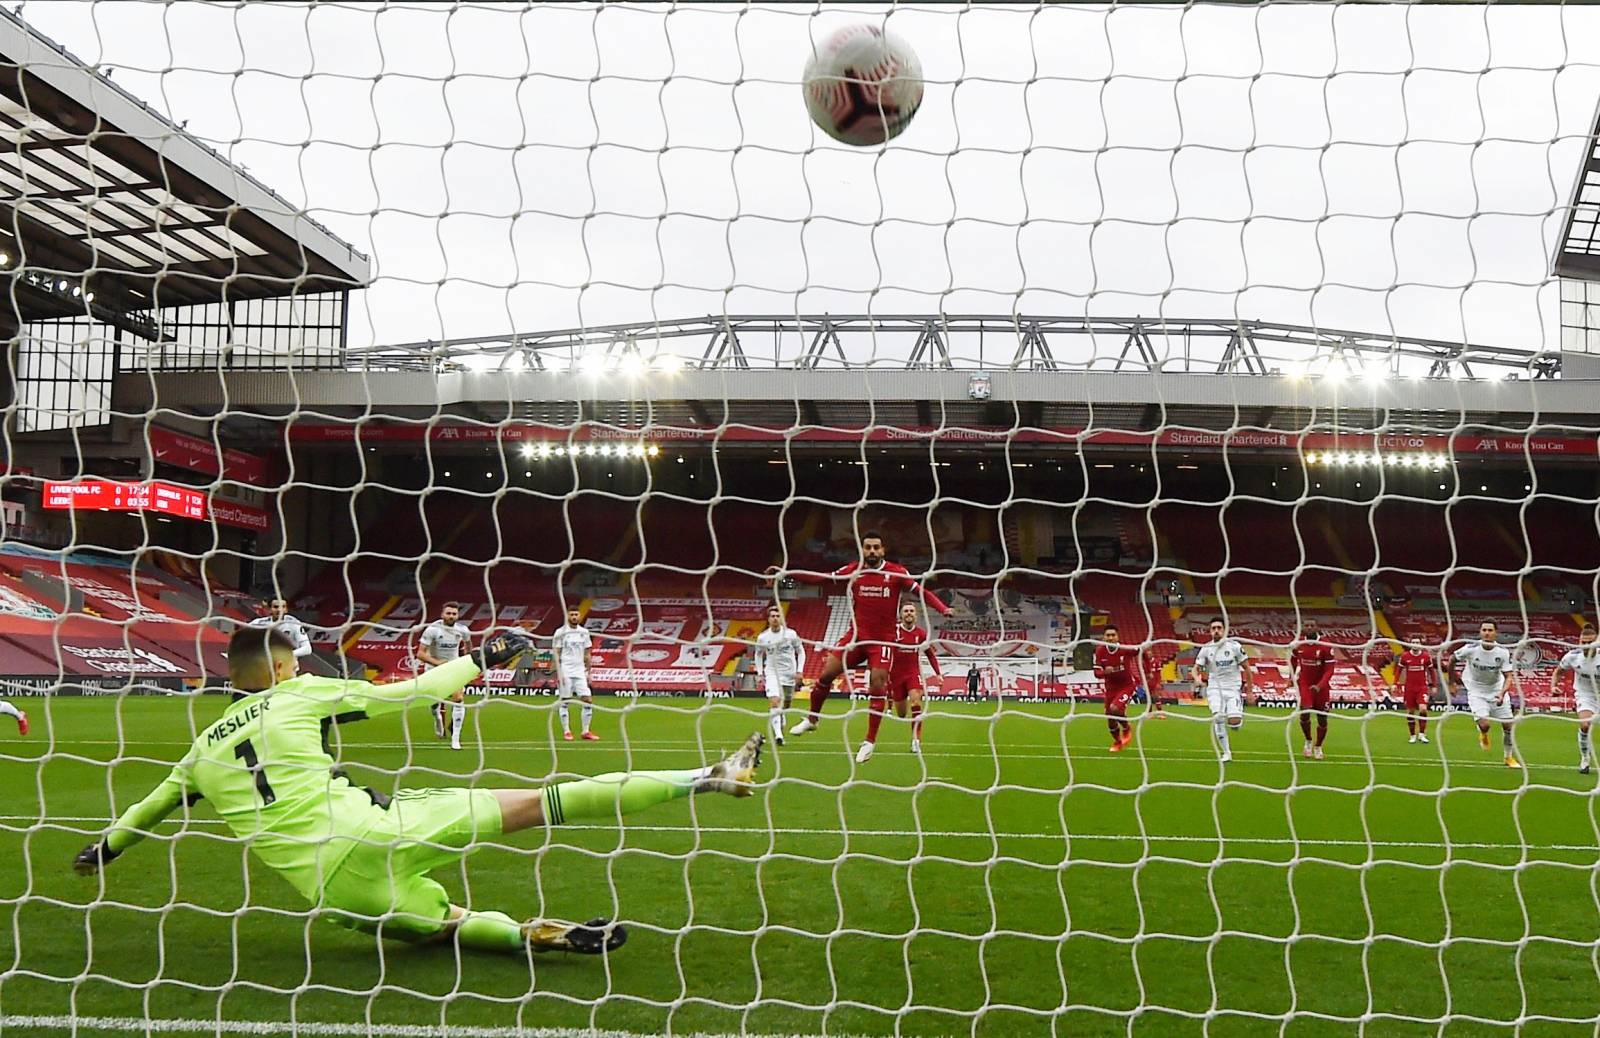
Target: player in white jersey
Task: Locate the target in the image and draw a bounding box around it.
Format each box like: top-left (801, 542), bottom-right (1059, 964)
top-left (1191, 618), bottom-right (1251, 764)
top-left (247, 599), bottom-right (313, 658)
top-left (551, 608), bottom-right (599, 742)
top-left (0, 697), bottom-right (26, 735)
top-left (418, 603), bottom-right (472, 750)
top-left (1557, 623), bottom-right (1600, 774)
top-left (1451, 620), bottom-right (1520, 768)
top-left (752, 605), bottom-right (806, 747)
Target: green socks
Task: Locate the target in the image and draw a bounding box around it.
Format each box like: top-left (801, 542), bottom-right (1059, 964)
top-left (540, 769), bottom-right (706, 826)
top-left (455, 910), bottom-right (522, 953)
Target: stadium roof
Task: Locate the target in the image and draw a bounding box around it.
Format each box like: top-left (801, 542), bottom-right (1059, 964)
top-left (1556, 91), bottom-right (1600, 281)
top-left (0, 8), bottom-right (370, 333)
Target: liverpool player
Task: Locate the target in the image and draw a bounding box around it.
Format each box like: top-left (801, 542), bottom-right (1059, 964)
top-left (769, 531), bottom-right (950, 738)
top-left (1292, 619), bottom-right (1337, 760)
top-left (1393, 640), bottom-right (1436, 744)
top-left (858, 603), bottom-right (941, 762)
top-left (1094, 624), bottom-right (1139, 752)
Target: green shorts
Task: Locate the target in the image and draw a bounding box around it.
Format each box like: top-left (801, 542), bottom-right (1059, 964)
top-left (320, 787), bottom-right (502, 941)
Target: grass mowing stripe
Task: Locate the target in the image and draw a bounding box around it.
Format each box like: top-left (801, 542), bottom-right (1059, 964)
top-left (0, 1016), bottom-right (857, 1037)
top-left (3, 816), bottom-right (1594, 853)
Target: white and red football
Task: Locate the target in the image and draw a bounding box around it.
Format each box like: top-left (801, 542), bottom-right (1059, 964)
top-left (802, 24), bottom-right (923, 147)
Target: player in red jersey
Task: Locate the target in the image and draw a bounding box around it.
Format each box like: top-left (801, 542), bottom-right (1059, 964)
top-left (858, 603), bottom-right (942, 762)
top-left (1292, 619), bottom-right (1337, 760)
top-left (770, 530), bottom-right (950, 738)
top-left (1393, 641), bottom-right (1436, 744)
top-left (1094, 625), bottom-right (1140, 753)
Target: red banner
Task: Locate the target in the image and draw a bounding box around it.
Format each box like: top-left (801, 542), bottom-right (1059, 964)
top-left (208, 498), bottom-right (271, 532)
top-left (147, 426), bottom-right (273, 486)
top-left (285, 422), bottom-right (1600, 458)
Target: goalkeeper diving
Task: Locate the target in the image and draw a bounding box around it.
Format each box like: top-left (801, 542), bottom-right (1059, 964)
top-left (72, 626), bottom-right (764, 955)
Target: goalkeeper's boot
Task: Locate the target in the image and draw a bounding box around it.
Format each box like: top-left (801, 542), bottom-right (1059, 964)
top-left (855, 741), bottom-right (875, 764)
top-left (15, 710), bottom-right (27, 736)
top-left (524, 917), bottom-right (627, 955)
top-left (789, 717), bottom-right (817, 736)
top-left (696, 732), bottom-right (765, 797)
top-left (1478, 728), bottom-right (1492, 751)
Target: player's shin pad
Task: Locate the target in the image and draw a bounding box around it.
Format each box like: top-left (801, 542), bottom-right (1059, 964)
top-left (539, 770), bottom-right (701, 825)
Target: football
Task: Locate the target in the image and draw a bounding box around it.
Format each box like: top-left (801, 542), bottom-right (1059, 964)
top-left (802, 24), bottom-right (923, 146)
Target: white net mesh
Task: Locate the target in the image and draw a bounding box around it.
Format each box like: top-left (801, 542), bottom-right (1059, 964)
top-left (4, 3), bottom-right (1600, 1037)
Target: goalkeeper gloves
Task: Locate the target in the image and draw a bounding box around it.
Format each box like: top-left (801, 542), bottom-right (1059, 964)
top-left (72, 840), bottom-right (120, 875)
top-left (472, 630), bottom-right (532, 670)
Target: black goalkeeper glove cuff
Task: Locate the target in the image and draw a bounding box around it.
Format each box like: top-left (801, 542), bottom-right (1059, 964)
top-left (73, 839), bottom-right (120, 875)
top-left (471, 631), bottom-right (532, 671)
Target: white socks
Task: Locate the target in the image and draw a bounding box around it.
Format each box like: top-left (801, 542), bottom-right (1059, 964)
top-left (0, 701), bottom-right (19, 720)
top-left (1213, 715), bottom-right (1230, 756)
top-left (769, 705), bottom-right (784, 740)
top-left (558, 701), bottom-right (571, 734)
top-left (451, 702), bottom-right (465, 748)
top-left (581, 700), bottom-right (593, 734)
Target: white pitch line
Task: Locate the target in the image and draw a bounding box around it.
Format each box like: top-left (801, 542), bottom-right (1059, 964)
top-left (3, 816), bottom-right (1594, 853)
top-left (1, 737), bottom-right (1574, 773)
top-left (0, 1017), bottom-right (854, 1038)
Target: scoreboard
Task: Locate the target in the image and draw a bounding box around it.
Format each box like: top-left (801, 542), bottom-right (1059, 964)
top-left (43, 480), bottom-right (207, 519)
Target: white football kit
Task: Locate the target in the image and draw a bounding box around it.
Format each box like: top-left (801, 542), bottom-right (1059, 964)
top-left (419, 620), bottom-right (469, 666)
top-left (754, 627), bottom-right (806, 699)
top-left (552, 624), bottom-right (594, 699)
top-left (1559, 648), bottom-right (1600, 716)
top-left (1454, 642), bottom-right (1515, 722)
top-left (1196, 637), bottom-right (1247, 717)
top-left (247, 613), bottom-right (313, 657)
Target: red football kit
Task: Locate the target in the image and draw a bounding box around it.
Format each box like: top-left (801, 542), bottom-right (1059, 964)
top-left (889, 623), bottom-right (941, 701)
top-left (1095, 645), bottom-right (1140, 715)
top-left (1293, 639), bottom-right (1336, 711)
top-left (1397, 648), bottom-right (1434, 709)
top-left (798, 560), bottom-right (950, 671)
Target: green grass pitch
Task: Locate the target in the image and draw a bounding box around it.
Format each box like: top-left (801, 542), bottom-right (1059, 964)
top-left (3, 695), bottom-right (1600, 1037)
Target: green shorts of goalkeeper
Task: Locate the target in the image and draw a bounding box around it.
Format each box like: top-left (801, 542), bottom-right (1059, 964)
top-left (73, 626), bottom-right (764, 956)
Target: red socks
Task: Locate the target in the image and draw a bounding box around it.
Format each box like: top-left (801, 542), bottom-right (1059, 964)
top-left (866, 698), bottom-right (886, 742)
top-left (808, 678), bottom-right (832, 723)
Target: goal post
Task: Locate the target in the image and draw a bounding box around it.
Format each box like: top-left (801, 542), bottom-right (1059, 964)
top-left (3, 3), bottom-right (1599, 1037)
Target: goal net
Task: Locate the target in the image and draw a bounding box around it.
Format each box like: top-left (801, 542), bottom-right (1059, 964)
top-left (3, 3), bottom-right (1599, 1036)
